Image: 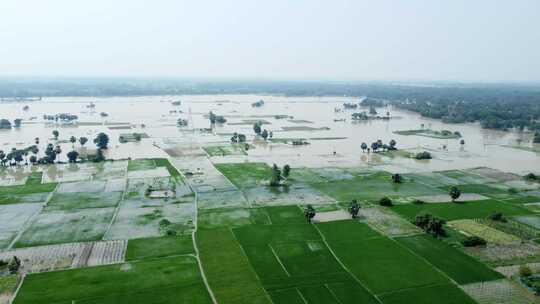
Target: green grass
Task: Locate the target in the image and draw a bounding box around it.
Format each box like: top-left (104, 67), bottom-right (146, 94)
top-left (308, 171), bottom-right (444, 202)
top-left (198, 207), bottom-right (271, 228)
top-left (25, 172), bottom-right (43, 185)
top-left (392, 199), bottom-right (532, 221)
top-left (318, 221), bottom-right (449, 294)
top-left (196, 228), bottom-right (271, 304)
top-left (0, 182), bottom-right (56, 197)
top-left (153, 158), bottom-right (181, 179)
top-left (379, 284), bottom-right (476, 304)
top-left (438, 184), bottom-right (508, 196)
top-left (265, 206), bottom-right (305, 224)
top-left (45, 191), bottom-right (123, 211)
top-left (14, 256), bottom-right (212, 304)
top-left (269, 289), bottom-right (305, 304)
top-left (0, 275), bottom-right (18, 297)
top-left (215, 162), bottom-right (272, 188)
top-left (316, 219), bottom-right (382, 241)
top-left (127, 159), bottom-right (156, 171)
top-left (396, 234), bottom-right (504, 284)
top-left (126, 235), bottom-right (194, 261)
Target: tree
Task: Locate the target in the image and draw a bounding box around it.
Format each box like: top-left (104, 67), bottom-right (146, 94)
top-left (304, 205), bottom-right (316, 223)
top-left (253, 122), bottom-right (262, 135)
top-left (94, 133), bottom-right (109, 149)
top-left (460, 139), bottom-right (465, 145)
top-left (449, 186), bottom-right (461, 202)
top-left (93, 148), bottom-right (105, 162)
top-left (361, 142), bottom-right (367, 152)
top-left (379, 197), bottom-right (393, 206)
top-left (283, 164), bottom-right (290, 178)
top-left (269, 164), bottom-right (282, 186)
top-left (52, 130), bottom-right (59, 140)
top-left (414, 151), bottom-right (432, 159)
top-left (67, 150), bottom-right (79, 163)
top-left (133, 133), bottom-right (142, 142)
top-left (488, 212), bottom-right (506, 222)
top-left (414, 213), bottom-right (446, 237)
top-left (8, 256), bottom-right (21, 274)
top-left (29, 155), bottom-right (37, 164)
top-left (349, 199), bottom-right (360, 218)
top-left (391, 173), bottom-right (402, 183)
top-left (13, 119), bottom-right (22, 128)
top-left (44, 144), bottom-right (57, 163)
top-left (70, 136), bottom-right (77, 145)
top-left (389, 139), bottom-right (397, 150)
top-left (34, 137), bottom-right (39, 145)
top-left (371, 142), bottom-right (379, 152)
top-left (461, 236), bottom-right (486, 247)
top-left (534, 132), bottom-right (540, 144)
top-left (55, 145), bottom-right (62, 162)
top-left (79, 137), bottom-right (88, 146)
top-left (519, 265), bottom-right (532, 278)
top-left (261, 129), bottom-right (268, 140)
top-left (0, 150), bottom-right (5, 166)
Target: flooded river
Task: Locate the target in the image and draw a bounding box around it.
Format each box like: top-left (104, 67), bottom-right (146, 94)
top-left (0, 94), bottom-right (539, 175)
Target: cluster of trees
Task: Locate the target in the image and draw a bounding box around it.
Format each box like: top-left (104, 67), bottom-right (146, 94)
top-left (251, 100), bottom-right (264, 107)
top-left (208, 111), bottom-right (226, 124)
top-left (414, 151), bottom-right (432, 160)
top-left (304, 205), bottom-right (316, 223)
top-left (253, 122), bottom-right (272, 140)
top-left (269, 164), bottom-right (290, 187)
top-left (361, 139), bottom-right (397, 153)
top-left (351, 112), bottom-right (368, 120)
top-left (230, 132), bottom-right (246, 143)
top-left (0, 118), bottom-right (22, 129)
top-left (0, 256), bottom-right (21, 274)
top-left (414, 213), bottom-right (446, 237)
top-left (391, 88), bottom-right (540, 133)
top-left (177, 118), bottom-right (188, 127)
top-left (343, 103), bottom-right (358, 109)
top-left (43, 113), bottom-right (78, 122)
top-left (0, 131), bottom-right (108, 166)
top-left (361, 98), bottom-right (385, 107)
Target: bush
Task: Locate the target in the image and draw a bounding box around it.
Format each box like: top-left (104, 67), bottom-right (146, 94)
top-left (461, 236), bottom-right (487, 247)
top-left (412, 199), bottom-right (425, 205)
top-left (487, 212), bottom-right (506, 222)
top-left (414, 151), bottom-right (432, 160)
top-left (414, 213), bottom-right (446, 237)
top-left (525, 173), bottom-right (538, 181)
top-left (519, 265), bottom-right (532, 278)
top-left (379, 197), bottom-right (393, 206)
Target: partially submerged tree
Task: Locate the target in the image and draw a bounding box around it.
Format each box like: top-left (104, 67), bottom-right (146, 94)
top-left (253, 121), bottom-right (262, 135)
top-left (79, 136), bottom-right (88, 146)
top-left (8, 256), bottom-right (21, 274)
top-left (94, 133), bottom-right (109, 149)
top-left (379, 196), bottom-right (393, 206)
top-left (449, 186), bottom-right (461, 202)
top-left (67, 150), bottom-right (79, 163)
top-left (304, 205), bottom-right (316, 223)
top-left (269, 164), bottom-right (282, 187)
top-left (361, 142), bottom-right (367, 152)
top-left (391, 173), bottom-right (402, 183)
top-left (282, 165), bottom-right (291, 178)
top-left (52, 130), bottom-right (59, 140)
top-left (349, 199), bottom-right (360, 218)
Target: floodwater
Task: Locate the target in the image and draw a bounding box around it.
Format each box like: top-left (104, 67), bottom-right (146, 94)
top-left (0, 94), bottom-right (539, 175)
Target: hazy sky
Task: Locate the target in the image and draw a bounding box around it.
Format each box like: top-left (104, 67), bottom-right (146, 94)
top-left (1, 0), bottom-right (539, 82)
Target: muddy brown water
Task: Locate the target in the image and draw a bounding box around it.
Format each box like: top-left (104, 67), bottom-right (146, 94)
top-left (0, 94), bottom-right (538, 175)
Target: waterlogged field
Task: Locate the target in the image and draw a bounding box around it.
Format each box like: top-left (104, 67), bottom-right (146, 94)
top-left (1, 96), bottom-right (540, 303)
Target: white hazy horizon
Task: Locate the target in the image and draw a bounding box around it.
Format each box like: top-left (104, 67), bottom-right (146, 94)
top-left (1, 0), bottom-right (539, 82)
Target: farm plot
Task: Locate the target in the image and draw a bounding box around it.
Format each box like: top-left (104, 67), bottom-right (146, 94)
top-left (196, 189), bottom-right (249, 209)
top-left (414, 193), bottom-right (488, 203)
top-left (104, 198), bottom-right (195, 240)
top-left (309, 171), bottom-right (445, 202)
top-left (15, 207), bottom-right (115, 247)
top-left (438, 169), bottom-right (496, 185)
top-left (126, 235), bottom-right (193, 261)
top-left (403, 172), bottom-right (461, 188)
top-left (495, 262), bottom-right (540, 277)
top-left (41, 163), bottom-right (100, 183)
top-left (90, 161), bottom-right (128, 180)
top-left (0, 240), bottom-right (126, 273)
top-left (0, 203), bottom-right (42, 249)
top-left (126, 166), bottom-right (170, 179)
top-left (233, 223), bottom-right (358, 291)
top-left (379, 284), bottom-right (476, 304)
top-left (317, 220), bottom-right (449, 295)
top-left (271, 281), bottom-right (379, 304)
top-left (170, 157), bottom-right (238, 192)
top-left (203, 144), bottom-right (247, 157)
top-left (396, 234), bottom-right (504, 284)
top-left (0, 275), bottom-right (18, 304)
top-left (46, 191), bottom-right (123, 211)
top-left (463, 242), bottom-right (540, 265)
top-left (127, 158), bottom-right (156, 171)
top-left (0, 166), bottom-right (34, 186)
top-left (513, 215), bottom-right (540, 229)
top-left (0, 183), bottom-right (56, 205)
top-left (215, 162), bottom-right (272, 188)
top-left (357, 206), bottom-right (421, 236)
top-left (198, 207), bottom-right (271, 228)
top-left (460, 279), bottom-right (535, 304)
top-left (13, 256), bottom-right (212, 304)
top-left (197, 228), bottom-right (272, 304)
top-left (448, 219), bottom-right (521, 244)
top-left (243, 185), bottom-right (335, 207)
top-left (464, 167), bottom-right (521, 183)
top-left (392, 200), bottom-right (532, 221)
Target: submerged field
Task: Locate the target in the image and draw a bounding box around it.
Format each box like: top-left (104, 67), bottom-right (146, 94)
top-left (1, 106), bottom-right (540, 304)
